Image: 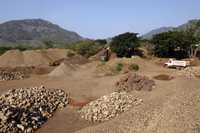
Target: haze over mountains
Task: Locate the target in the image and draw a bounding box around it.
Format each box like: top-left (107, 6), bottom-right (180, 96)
top-left (0, 19), bottom-right (83, 47)
top-left (142, 19), bottom-right (200, 39)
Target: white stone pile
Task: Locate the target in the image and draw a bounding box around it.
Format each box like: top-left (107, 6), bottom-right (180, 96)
top-left (80, 92), bottom-right (142, 122)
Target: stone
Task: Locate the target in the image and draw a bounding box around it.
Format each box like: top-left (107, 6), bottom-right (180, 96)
top-left (0, 86), bottom-right (69, 133)
top-left (80, 92), bottom-right (142, 122)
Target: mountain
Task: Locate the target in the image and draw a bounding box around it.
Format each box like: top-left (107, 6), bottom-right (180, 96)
top-left (142, 19), bottom-right (200, 40)
top-left (177, 19), bottom-right (200, 31)
top-left (142, 27), bottom-right (174, 39)
top-left (0, 19), bottom-right (83, 47)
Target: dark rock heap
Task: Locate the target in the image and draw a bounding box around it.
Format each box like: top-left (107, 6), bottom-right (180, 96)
top-left (0, 86), bottom-right (68, 133)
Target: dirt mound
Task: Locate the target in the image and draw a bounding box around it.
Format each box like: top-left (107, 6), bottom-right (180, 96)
top-left (49, 55), bottom-right (88, 67)
top-left (115, 73), bottom-right (155, 92)
top-left (79, 92), bottom-right (142, 122)
top-left (48, 63), bottom-right (76, 77)
top-left (0, 49), bottom-right (73, 67)
top-left (0, 50), bottom-right (24, 67)
top-left (23, 50), bottom-right (52, 66)
top-left (153, 74), bottom-right (174, 81)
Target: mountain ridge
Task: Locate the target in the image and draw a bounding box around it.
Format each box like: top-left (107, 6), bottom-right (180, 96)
top-left (0, 19), bottom-right (83, 47)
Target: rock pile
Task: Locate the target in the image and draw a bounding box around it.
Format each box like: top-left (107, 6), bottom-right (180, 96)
top-left (177, 67), bottom-right (200, 78)
top-left (0, 86), bottom-right (68, 133)
top-left (0, 71), bottom-right (26, 81)
top-left (116, 73), bottom-right (155, 92)
top-left (80, 92), bottom-right (142, 122)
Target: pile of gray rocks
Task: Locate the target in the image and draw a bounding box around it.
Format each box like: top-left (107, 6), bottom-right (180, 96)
top-left (0, 71), bottom-right (26, 81)
top-left (80, 92), bottom-right (142, 122)
top-left (0, 86), bottom-right (68, 133)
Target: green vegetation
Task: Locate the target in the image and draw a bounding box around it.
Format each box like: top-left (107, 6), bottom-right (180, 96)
top-left (151, 31), bottom-right (198, 59)
top-left (0, 45), bottom-right (39, 55)
top-left (67, 40), bottom-right (106, 57)
top-left (128, 63), bottom-right (139, 71)
top-left (110, 32), bottom-right (140, 57)
top-left (116, 63), bottom-right (124, 72)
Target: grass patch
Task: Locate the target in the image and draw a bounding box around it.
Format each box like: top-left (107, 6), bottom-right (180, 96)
top-left (116, 63), bottom-right (124, 72)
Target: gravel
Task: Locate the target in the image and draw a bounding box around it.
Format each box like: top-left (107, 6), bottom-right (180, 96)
top-left (0, 71), bottom-right (26, 81)
top-left (79, 92), bottom-right (142, 122)
top-left (0, 86), bottom-right (68, 133)
top-left (116, 73), bottom-right (155, 92)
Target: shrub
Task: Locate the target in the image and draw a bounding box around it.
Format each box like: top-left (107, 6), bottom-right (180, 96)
top-left (67, 50), bottom-right (76, 57)
top-left (128, 63), bottom-right (139, 71)
top-left (68, 40), bottom-right (105, 57)
top-left (116, 63), bottom-right (124, 72)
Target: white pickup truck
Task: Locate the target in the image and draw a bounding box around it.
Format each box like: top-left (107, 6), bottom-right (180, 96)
top-left (164, 59), bottom-right (190, 68)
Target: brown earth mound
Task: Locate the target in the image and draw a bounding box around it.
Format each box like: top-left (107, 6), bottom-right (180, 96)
top-left (49, 55), bottom-right (88, 67)
top-left (48, 63), bottom-right (76, 77)
top-left (0, 49), bottom-right (74, 67)
top-left (115, 73), bottom-right (155, 92)
top-left (0, 50), bottom-right (24, 67)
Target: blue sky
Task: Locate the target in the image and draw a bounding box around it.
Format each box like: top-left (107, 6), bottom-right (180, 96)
top-left (0, 0), bottom-right (200, 39)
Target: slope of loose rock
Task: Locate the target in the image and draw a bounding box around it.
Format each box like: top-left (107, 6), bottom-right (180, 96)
top-left (0, 86), bottom-right (68, 133)
top-left (79, 92), bottom-right (142, 122)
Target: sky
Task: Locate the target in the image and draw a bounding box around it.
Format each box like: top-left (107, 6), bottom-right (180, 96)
top-left (0, 0), bottom-right (200, 39)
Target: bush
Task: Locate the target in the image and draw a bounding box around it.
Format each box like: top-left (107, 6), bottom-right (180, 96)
top-left (151, 31), bottom-right (197, 59)
top-left (110, 32), bottom-right (140, 57)
top-left (66, 50), bottom-right (76, 57)
top-left (68, 40), bottom-right (105, 57)
top-left (128, 63), bottom-right (139, 71)
top-left (116, 63), bottom-right (124, 72)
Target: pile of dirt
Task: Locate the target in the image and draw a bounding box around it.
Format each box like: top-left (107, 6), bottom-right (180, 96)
top-left (153, 74), bottom-right (174, 81)
top-left (49, 55), bottom-right (88, 67)
top-left (0, 49), bottom-right (74, 67)
top-left (115, 73), bottom-right (155, 92)
top-left (48, 63), bottom-right (76, 77)
top-left (0, 50), bottom-right (24, 67)
top-left (0, 86), bottom-right (68, 133)
top-left (0, 71), bottom-right (26, 81)
top-left (79, 92), bottom-right (142, 122)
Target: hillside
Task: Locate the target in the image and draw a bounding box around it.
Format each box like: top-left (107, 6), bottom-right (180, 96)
top-left (142, 19), bottom-right (200, 39)
top-left (0, 19), bottom-right (83, 47)
top-left (142, 27), bottom-right (174, 39)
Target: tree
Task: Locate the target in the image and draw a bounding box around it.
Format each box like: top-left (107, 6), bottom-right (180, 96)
top-left (68, 40), bottom-right (105, 57)
top-left (110, 32), bottom-right (139, 57)
top-left (151, 31), bottom-right (197, 59)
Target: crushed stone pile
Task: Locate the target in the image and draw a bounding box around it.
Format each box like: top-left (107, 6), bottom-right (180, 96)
top-left (0, 71), bottom-right (26, 81)
top-left (79, 92), bottom-right (142, 122)
top-left (0, 86), bottom-right (68, 133)
top-left (177, 67), bottom-right (200, 78)
top-left (116, 73), bottom-right (155, 92)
